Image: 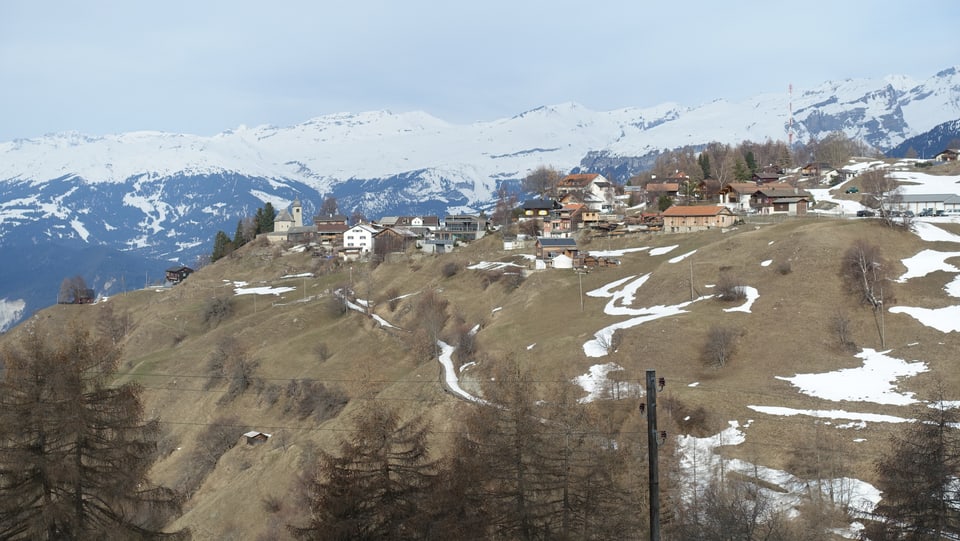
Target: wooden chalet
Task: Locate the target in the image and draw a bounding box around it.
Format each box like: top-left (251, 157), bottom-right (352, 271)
top-left (535, 237), bottom-right (579, 260)
top-left (165, 265), bottom-right (194, 283)
top-left (752, 185), bottom-right (811, 216)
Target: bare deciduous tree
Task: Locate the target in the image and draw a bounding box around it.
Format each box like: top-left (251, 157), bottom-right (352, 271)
top-left (840, 240), bottom-right (891, 310)
top-left (840, 240), bottom-right (894, 347)
top-left (58, 275), bottom-right (89, 304)
top-left (522, 165), bottom-right (563, 198)
top-left (859, 169), bottom-right (902, 223)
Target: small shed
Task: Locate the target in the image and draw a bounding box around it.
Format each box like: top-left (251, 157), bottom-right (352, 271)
top-left (243, 431), bottom-right (271, 445)
top-left (165, 265), bottom-right (194, 283)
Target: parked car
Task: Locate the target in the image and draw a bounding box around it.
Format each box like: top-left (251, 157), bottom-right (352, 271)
top-left (845, 186), bottom-right (859, 194)
top-left (903, 210), bottom-right (915, 218)
top-left (936, 210), bottom-right (948, 217)
top-left (918, 208), bottom-right (934, 217)
top-left (856, 210), bottom-right (876, 217)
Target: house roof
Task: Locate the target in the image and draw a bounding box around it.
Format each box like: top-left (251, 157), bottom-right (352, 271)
top-left (899, 194), bottom-right (959, 203)
top-left (661, 205), bottom-right (732, 217)
top-left (376, 226), bottom-right (419, 238)
top-left (522, 198), bottom-right (560, 210)
top-left (771, 197), bottom-right (808, 203)
top-left (166, 265), bottom-right (192, 273)
top-left (756, 186), bottom-right (809, 198)
top-left (536, 237), bottom-right (578, 247)
top-left (276, 209), bottom-right (293, 221)
top-left (347, 223), bottom-right (380, 234)
top-left (722, 182), bottom-right (761, 194)
top-left (558, 173), bottom-right (600, 188)
top-left (243, 431), bottom-right (271, 439)
top-left (315, 213), bottom-right (348, 224)
top-left (645, 183), bottom-right (680, 192)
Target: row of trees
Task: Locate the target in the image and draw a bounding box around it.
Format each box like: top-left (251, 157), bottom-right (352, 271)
top-left (291, 366), bottom-right (646, 541)
top-left (211, 203), bottom-right (278, 262)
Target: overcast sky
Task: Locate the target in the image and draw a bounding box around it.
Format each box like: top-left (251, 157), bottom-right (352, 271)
top-left (1, 1), bottom-right (957, 141)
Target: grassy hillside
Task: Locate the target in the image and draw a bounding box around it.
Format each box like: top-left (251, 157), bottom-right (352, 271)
top-left (6, 215), bottom-right (959, 539)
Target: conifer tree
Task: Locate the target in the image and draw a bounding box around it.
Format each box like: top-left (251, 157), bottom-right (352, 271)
top-left (210, 230), bottom-right (233, 262)
top-left (0, 322), bottom-right (186, 540)
top-left (865, 398), bottom-right (960, 540)
top-left (291, 404), bottom-right (439, 541)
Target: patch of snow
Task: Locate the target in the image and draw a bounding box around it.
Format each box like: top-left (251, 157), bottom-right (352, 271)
top-left (723, 286), bottom-right (759, 313)
top-left (649, 245), bottom-right (678, 256)
top-left (572, 362), bottom-right (642, 403)
top-left (371, 314), bottom-right (399, 329)
top-left (280, 272), bottom-right (314, 279)
top-left (889, 305), bottom-right (960, 333)
top-left (760, 259), bottom-right (773, 267)
top-left (588, 246), bottom-right (650, 257)
top-left (896, 249), bottom-right (960, 282)
top-left (775, 348), bottom-right (927, 405)
top-left (748, 406), bottom-right (910, 424)
top-left (234, 285), bottom-right (295, 296)
top-left (437, 340), bottom-right (486, 404)
top-left (668, 249), bottom-right (697, 263)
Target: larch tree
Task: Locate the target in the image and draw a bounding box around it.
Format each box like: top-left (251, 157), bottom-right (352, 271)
top-left (866, 398), bottom-right (960, 540)
top-left (291, 404), bottom-right (440, 541)
top-left (454, 363), bottom-right (644, 541)
top-left (0, 321), bottom-right (186, 540)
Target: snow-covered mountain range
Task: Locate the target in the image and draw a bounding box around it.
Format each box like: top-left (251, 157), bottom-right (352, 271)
top-left (1, 66), bottom-right (959, 331)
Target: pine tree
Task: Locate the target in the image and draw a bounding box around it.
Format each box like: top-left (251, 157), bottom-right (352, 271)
top-left (0, 321), bottom-right (186, 540)
top-left (744, 151), bottom-right (758, 177)
top-left (211, 230), bottom-right (233, 262)
top-left (233, 219), bottom-right (246, 249)
top-left (258, 202), bottom-right (276, 234)
top-left (698, 153), bottom-right (711, 179)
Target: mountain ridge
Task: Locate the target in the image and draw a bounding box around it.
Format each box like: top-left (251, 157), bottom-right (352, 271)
top-left (1, 67), bottom-right (960, 331)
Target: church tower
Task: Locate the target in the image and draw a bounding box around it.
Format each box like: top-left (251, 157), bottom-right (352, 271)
top-left (292, 197), bottom-right (302, 227)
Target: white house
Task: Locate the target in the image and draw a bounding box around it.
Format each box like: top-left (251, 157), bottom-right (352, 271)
top-left (343, 223), bottom-right (379, 253)
top-left (556, 173), bottom-right (617, 213)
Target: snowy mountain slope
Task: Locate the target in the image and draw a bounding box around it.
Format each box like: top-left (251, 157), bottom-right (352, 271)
top-left (0, 66), bottom-right (959, 331)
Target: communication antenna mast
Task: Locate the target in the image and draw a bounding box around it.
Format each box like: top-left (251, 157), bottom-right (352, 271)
top-left (788, 83), bottom-right (794, 146)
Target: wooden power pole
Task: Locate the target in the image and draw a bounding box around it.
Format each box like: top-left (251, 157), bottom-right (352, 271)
top-left (646, 369), bottom-right (661, 541)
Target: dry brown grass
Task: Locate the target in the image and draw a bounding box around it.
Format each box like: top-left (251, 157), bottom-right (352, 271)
top-left (4, 218), bottom-right (960, 538)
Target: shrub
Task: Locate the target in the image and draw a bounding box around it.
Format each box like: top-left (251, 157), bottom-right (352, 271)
top-left (715, 272), bottom-right (746, 302)
top-left (386, 287), bottom-right (401, 311)
top-left (314, 342), bottom-right (331, 362)
top-left (776, 261), bottom-right (792, 275)
top-left (283, 380), bottom-right (349, 421)
top-left (441, 261), bottom-right (460, 278)
top-left (173, 415), bottom-right (242, 496)
top-left (202, 296), bottom-right (235, 328)
top-left (702, 326), bottom-right (740, 367)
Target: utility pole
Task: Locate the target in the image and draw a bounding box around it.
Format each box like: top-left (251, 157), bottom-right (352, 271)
top-left (646, 369), bottom-right (662, 541)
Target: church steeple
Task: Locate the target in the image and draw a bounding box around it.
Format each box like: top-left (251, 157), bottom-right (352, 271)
top-left (292, 197), bottom-right (302, 227)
